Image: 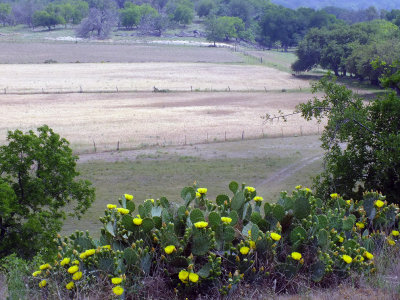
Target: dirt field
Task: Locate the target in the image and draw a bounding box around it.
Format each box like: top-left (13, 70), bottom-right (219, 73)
top-left (0, 91), bottom-right (322, 153)
top-left (0, 62), bottom-right (310, 93)
top-left (0, 42), bottom-right (244, 64)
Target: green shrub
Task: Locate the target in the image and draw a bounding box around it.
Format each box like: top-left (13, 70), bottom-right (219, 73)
top-left (29, 184), bottom-right (399, 298)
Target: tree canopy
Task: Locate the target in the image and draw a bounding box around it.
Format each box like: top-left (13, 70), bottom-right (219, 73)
top-left (0, 125), bottom-right (95, 259)
top-left (295, 73), bottom-right (400, 204)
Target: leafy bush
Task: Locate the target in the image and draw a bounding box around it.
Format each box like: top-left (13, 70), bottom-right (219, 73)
top-left (0, 125), bottom-right (95, 259)
top-left (29, 184), bottom-right (399, 298)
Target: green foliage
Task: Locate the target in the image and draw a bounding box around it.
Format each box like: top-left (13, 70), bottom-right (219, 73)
top-left (205, 15), bottom-right (247, 45)
top-left (196, 0), bottom-right (214, 18)
top-left (0, 3), bottom-right (11, 26)
top-left (28, 183), bottom-right (400, 298)
top-left (0, 126), bottom-right (95, 259)
top-left (297, 75), bottom-right (400, 204)
top-left (167, 0), bottom-right (194, 25)
top-left (33, 10), bottom-right (65, 29)
top-left (258, 5), bottom-right (337, 50)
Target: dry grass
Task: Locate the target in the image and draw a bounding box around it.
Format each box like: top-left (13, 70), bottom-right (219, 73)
top-left (0, 42), bottom-right (244, 64)
top-left (0, 91), bottom-right (322, 153)
top-left (0, 62), bottom-right (310, 94)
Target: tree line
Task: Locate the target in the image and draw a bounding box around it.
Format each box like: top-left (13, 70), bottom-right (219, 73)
top-left (292, 20), bottom-right (400, 89)
top-left (0, 0), bottom-right (398, 43)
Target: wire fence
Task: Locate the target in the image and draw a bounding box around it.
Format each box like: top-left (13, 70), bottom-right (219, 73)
top-left (72, 124), bottom-right (322, 155)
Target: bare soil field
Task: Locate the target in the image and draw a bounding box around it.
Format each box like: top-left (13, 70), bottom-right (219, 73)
top-left (0, 42), bottom-right (243, 64)
top-left (0, 91), bottom-right (322, 153)
top-left (0, 62), bottom-right (310, 93)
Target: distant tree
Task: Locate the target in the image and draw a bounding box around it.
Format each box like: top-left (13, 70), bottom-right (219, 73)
top-left (11, 0), bottom-right (38, 27)
top-left (258, 5), bottom-right (300, 50)
top-left (0, 3), bottom-right (12, 26)
top-left (167, 0), bottom-right (194, 25)
top-left (228, 0), bottom-right (252, 24)
top-left (0, 125), bottom-right (95, 259)
top-left (171, 4), bottom-right (193, 25)
top-left (196, 0), bottom-right (214, 18)
top-left (120, 2), bottom-right (141, 29)
top-left (205, 15), bottom-right (246, 45)
top-left (76, 0), bottom-right (117, 39)
top-left (33, 10), bottom-right (65, 30)
top-left (58, 1), bottom-right (89, 25)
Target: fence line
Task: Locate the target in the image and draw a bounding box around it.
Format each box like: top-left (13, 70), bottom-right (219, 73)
top-left (73, 127), bottom-right (321, 155)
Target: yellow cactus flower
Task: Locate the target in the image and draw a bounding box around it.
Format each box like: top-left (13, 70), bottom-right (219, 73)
top-left (112, 277), bottom-right (123, 285)
top-left (197, 188), bottom-right (208, 194)
top-left (194, 221), bottom-right (208, 228)
top-left (254, 196), bottom-right (263, 202)
top-left (221, 217), bottom-right (232, 224)
top-left (249, 241), bottom-right (256, 249)
top-left (246, 186), bottom-right (256, 192)
top-left (240, 246), bottom-right (250, 255)
top-left (39, 280), bottom-right (47, 288)
top-left (72, 271), bottom-right (82, 281)
top-left (330, 193), bottom-right (338, 199)
top-left (107, 204), bottom-right (117, 209)
top-left (39, 263), bottom-right (51, 270)
top-left (338, 236), bottom-right (344, 243)
top-left (374, 200), bottom-right (385, 208)
top-left (392, 230), bottom-right (399, 236)
top-left (60, 258), bottom-right (70, 266)
top-left (124, 194), bottom-right (134, 201)
top-left (133, 217), bottom-right (143, 225)
top-left (356, 222), bottom-right (365, 230)
top-left (295, 185), bottom-right (302, 189)
top-left (146, 198), bottom-right (155, 204)
top-left (270, 232), bottom-right (281, 241)
top-left (388, 238), bottom-right (396, 246)
top-left (363, 251), bottom-right (374, 260)
top-left (66, 281), bottom-right (74, 290)
top-left (196, 192), bottom-right (201, 198)
top-left (164, 245), bottom-right (176, 254)
top-left (346, 200), bottom-right (351, 205)
top-left (304, 188), bottom-right (312, 193)
top-left (112, 286), bottom-right (124, 296)
top-left (102, 245), bottom-right (111, 250)
top-left (117, 208), bottom-right (130, 215)
top-left (32, 270), bottom-right (41, 277)
top-left (79, 252), bottom-right (87, 259)
top-left (179, 270), bottom-right (189, 283)
top-left (189, 273), bottom-right (199, 283)
top-left (68, 265), bottom-right (79, 274)
top-left (86, 249), bottom-right (96, 256)
top-left (72, 260), bottom-right (79, 265)
top-left (342, 255), bottom-right (353, 264)
top-left (291, 252), bottom-right (302, 261)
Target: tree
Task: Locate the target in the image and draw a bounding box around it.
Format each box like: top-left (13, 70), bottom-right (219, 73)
top-left (0, 3), bottom-right (11, 26)
top-left (205, 16), bottom-right (246, 45)
top-left (196, 0), bottom-right (214, 18)
top-left (76, 0), bottom-right (117, 39)
top-left (120, 3), bottom-right (141, 29)
top-left (0, 125), bottom-right (95, 259)
top-left (33, 10), bottom-right (65, 30)
top-left (295, 74), bottom-right (400, 204)
top-left (167, 0), bottom-right (194, 25)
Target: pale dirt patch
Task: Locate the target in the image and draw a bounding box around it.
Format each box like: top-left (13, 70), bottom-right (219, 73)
top-left (0, 62), bottom-right (310, 93)
top-left (0, 92), bottom-right (323, 153)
